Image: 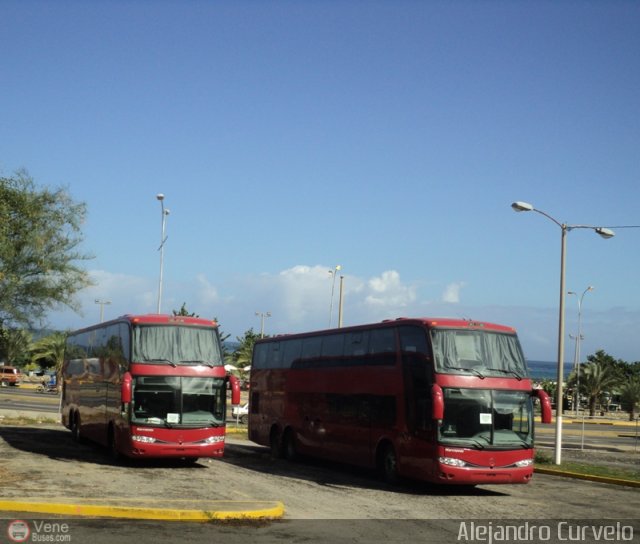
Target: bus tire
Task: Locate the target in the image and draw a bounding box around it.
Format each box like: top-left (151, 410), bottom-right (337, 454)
top-left (108, 424), bottom-right (121, 463)
top-left (378, 443), bottom-right (399, 485)
top-left (71, 412), bottom-right (82, 442)
top-left (283, 429), bottom-right (298, 462)
top-left (269, 427), bottom-right (283, 459)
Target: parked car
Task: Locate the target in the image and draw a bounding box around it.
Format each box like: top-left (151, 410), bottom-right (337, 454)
top-left (231, 403), bottom-right (249, 424)
top-left (0, 366), bottom-right (22, 386)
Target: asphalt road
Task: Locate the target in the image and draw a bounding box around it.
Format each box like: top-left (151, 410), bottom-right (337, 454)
top-left (0, 386), bottom-right (60, 413)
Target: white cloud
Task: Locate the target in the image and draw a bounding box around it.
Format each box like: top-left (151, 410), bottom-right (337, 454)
top-left (365, 270), bottom-right (416, 308)
top-left (441, 281), bottom-right (466, 303)
top-left (196, 273), bottom-right (220, 305)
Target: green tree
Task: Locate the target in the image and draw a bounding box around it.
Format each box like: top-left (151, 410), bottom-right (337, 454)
top-left (0, 171), bottom-right (93, 327)
top-left (172, 303), bottom-right (199, 317)
top-left (0, 327), bottom-right (32, 366)
top-left (585, 350), bottom-right (626, 380)
top-left (619, 378), bottom-right (640, 421)
top-left (30, 331), bottom-right (67, 374)
top-left (580, 361), bottom-right (622, 417)
top-left (233, 328), bottom-right (263, 369)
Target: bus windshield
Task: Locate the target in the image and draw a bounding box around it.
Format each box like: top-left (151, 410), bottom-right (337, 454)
top-left (431, 329), bottom-right (527, 378)
top-left (131, 376), bottom-right (226, 427)
top-left (439, 388), bottom-right (533, 449)
top-left (132, 325), bottom-right (223, 366)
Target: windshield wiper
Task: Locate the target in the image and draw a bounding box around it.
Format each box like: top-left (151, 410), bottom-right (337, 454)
top-left (484, 368), bottom-right (523, 381)
top-left (147, 358), bottom-right (177, 367)
top-left (448, 366), bottom-right (485, 379)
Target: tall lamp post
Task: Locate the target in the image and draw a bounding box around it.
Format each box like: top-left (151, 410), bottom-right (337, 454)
top-left (255, 311), bottom-right (271, 338)
top-left (95, 299), bottom-right (111, 323)
top-left (338, 275), bottom-right (345, 328)
top-left (511, 201), bottom-right (614, 465)
top-left (328, 265), bottom-right (342, 328)
top-left (156, 194), bottom-right (170, 314)
top-left (568, 286), bottom-right (594, 416)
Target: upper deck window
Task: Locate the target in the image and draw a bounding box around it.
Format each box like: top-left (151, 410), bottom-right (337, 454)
top-left (430, 328), bottom-right (528, 378)
top-left (132, 325), bottom-right (223, 366)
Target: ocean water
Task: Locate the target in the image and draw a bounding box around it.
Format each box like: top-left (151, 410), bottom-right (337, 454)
top-left (527, 360), bottom-right (572, 381)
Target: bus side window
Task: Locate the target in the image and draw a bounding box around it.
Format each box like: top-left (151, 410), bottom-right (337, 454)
top-left (368, 328), bottom-right (397, 366)
top-left (282, 338), bottom-right (302, 369)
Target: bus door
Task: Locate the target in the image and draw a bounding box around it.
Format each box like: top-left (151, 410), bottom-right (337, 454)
top-left (398, 326), bottom-right (437, 475)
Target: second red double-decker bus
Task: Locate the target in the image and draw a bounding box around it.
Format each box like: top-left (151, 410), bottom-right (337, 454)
top-left (249, 317), bottom-right (551, 485)
top-left (61, 314), bottom-right (240, 461)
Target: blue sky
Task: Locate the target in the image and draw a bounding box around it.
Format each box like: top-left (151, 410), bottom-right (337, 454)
top-left (1, 1), bottom-right (639, 362)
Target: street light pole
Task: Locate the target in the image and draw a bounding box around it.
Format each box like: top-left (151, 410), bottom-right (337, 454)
top-left (156, 194), bottom-right (170, 314)
top-left (328, 265), bottom-right (342, 328)
top-left (338, 275), bottom-right (345, 328)
top-left (255, 311), bottom-right (271, 338)
top-left (511, 201), bottom-right (614, 465)
top-left (95, 299), bottom-right (111, 323)
top-left (568, 286), bottom-right (594, 416)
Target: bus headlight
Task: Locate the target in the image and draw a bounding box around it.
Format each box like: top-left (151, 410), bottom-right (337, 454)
top-left (204, 435), bottom-right (225, 444)
top-left (515, 458), bottom-right (533, 468)
top-left (132, 435), bottom-right (157, 444)
top-left (439, 456), bottom-right (467, 467)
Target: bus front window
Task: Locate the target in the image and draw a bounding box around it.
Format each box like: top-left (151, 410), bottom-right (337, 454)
top-left (438, 388), bottom-right (533, 449)
top-left (132, 325), bottom-right (223, 366)
top-left (431, 329), bottom-right (528, 378)
top-left (131, 376), bottom-right (225, 427)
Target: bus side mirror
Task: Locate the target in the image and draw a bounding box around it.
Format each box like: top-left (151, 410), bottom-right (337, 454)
top-left (534, 388), bottom-right (552, 424)
top-left (229, 374), bottom-right (241, 405)
top-left (121, 372), bottom-right (132, 404)
top-left (432, 384), bottom-right (444, 421)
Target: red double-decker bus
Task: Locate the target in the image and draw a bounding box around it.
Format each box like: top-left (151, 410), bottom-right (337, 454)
top-left (249, 317), bottom-right (551, 485)
top-left (61, 314), bottom-right (240, 461)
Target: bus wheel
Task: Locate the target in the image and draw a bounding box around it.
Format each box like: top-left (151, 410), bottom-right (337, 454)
top-left (71, 413), bottom-right (82, 442)
top-left (269, 427), bottom-right (283, 459)
top-left (108, 425), bottom-right (121, 463)
top-left (379, 443), bottom-right (399, 485)
top-left (283, 429), bottom-right (298, 462)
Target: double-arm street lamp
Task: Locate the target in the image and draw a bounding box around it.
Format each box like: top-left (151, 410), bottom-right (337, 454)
top-left (568, 286), bottom-right (594, 416)
top-left (95, 299), bottom-right (111, 323)
top-left (255, 311), bottom-right (271, 338)
top-left (156, 194), bottom-right (170, 314)
top-left (511, 201), bottom-right (614, 465)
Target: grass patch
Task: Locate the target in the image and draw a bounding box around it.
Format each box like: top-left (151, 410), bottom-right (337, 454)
top-left (535, 450), bottom-right (640, 483)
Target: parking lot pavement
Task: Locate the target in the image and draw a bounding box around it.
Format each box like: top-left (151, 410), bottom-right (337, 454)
top-left (0, 413), bottom-right (284, 522)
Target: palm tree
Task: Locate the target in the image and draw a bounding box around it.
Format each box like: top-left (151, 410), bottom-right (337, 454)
top-left (580, 362), bottom-right (621, 417)
top-left (30, 332), bottom-right (67, 375)
top-left (232, 329), bottom-right (262, 367)
top-left (619, 378), bottom-right (640, 421)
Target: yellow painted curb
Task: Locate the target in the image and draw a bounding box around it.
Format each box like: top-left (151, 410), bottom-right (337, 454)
top-left (0, 500), bottom-right (285, 522)
top-left (535, 467), bottom-right (640, 488)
